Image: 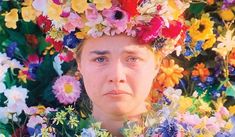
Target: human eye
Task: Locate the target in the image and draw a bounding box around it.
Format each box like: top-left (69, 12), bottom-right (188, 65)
top-left (92, 56), bottom-right (108, 63)
top-left (126, 56), bottom-right (141, 63)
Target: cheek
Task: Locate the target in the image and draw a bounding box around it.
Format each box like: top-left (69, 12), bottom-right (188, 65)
top-left (129, 66), bottom-right (156, 96)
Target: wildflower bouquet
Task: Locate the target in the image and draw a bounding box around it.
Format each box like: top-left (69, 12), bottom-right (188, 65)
top-left (0, 0), bottom-right (235, 136)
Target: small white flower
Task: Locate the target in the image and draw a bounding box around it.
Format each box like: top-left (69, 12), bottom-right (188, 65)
top-left (0, 107), bottom-right (9, 124)
top-left (4, 86), bottom-right (29, 115)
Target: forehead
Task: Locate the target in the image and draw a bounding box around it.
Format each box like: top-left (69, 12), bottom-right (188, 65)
top-left (82, 34), bottom-right (151, 54)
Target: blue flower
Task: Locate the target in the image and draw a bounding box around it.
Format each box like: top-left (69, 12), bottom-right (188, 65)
top-left (185, 32), bottom-right (192, 43)
top-left (184, 48), bottom-right (193, 56)
top-left (81, 128), bottom-right (96, 137)
top-left (194, 41), bottom-right (203, 51)
top-left (215, 132), bottom-right (232, 137)
top-left (63, 32), bottom-right (81, 49)
top-left (27, 125), bottom-right (42, 136)
top-left (155, 119), bottom-right (178, 137)
top-left (28, 63), bottom-right (40, 80)
top-left (6, 42), bottom-right (17, 58)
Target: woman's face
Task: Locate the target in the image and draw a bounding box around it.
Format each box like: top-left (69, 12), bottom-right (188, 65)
top-left (77, 34), bottom-right (159, 116)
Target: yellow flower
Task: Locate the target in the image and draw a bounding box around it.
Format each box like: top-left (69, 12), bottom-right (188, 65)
top-left (157, 59), bottom-right (184, 87)
top-left (36, 105), bottom-right (46, 115)
top-left (168, 0), bottom-right (189, 20)
top-left (178, 96), bottom-right (193, 113)
top-left (75, 26), bottom-right (90, 39)
top-left (229, 105), bottom-right (235, 115)
top-left (219, 9), bottom-right (235, 21)
top-left (22, 0), bottom-right (32, 6)
top-left (71, 0), bottom-right (89, 13)
top-left (18, 68), bottom-right (28, 83)
top-left (224, 121), bottom-right (233, 131)
top-left (47, 1), bottom-right (62, 21)
top-left (93, 0), bottom-right (112, 11)
top-left (202, 34), bottom-right (216, 50)
top-left (189, 14), bottom-right (214, 41)
top-left (4, 9), bottom-right (18, 29)
top-left (198, 100), bottom-right (212, 114)
top-left (22, 6), bottom-right (37, 22)
top-left (213, 29), bottom-right (235, 58)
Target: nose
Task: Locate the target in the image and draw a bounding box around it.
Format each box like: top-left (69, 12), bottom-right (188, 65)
top-left (108, 60), bottom-right (126, 83)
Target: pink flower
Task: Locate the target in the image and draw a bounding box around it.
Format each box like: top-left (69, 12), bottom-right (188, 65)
top-left (177, 112), bottom-right (201, 126)
top-left (85, 4), bottom-right (99, 21)
top-left (52, 75), bottom-right (81, 105)
top-left (63, 13), bottom-right (84, 32)
top-left (137, 16), bottom-right (164, 44)
top-left (102, 6), bottom-right (129, 32)
top-left (61, 7), bottom-right (71, 17)
top-left (206, 117), bottom-right (225, 133)
top-left (162, 20), bottom-right (182, 38)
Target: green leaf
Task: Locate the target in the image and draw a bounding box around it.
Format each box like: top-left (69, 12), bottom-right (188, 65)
top-left (79, 118), bottom-right (90, 129)
top-left (189, 3), bottom-right (206, 15)
top-left (225, 86), bottom-right (235, 98)
top-left (38, 36), bottom-right (50, 54)
top-left (20, 21), bottom-right (38, 34)
top-left (4, 69), bottom-right (16, 89)
top-left (5, 29), bottom-right (26, 45)
top-left (0, 122), bottom-right (11, 136)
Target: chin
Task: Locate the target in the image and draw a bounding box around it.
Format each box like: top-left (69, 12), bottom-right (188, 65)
top-left (105, 102), bottom-right (134, 115)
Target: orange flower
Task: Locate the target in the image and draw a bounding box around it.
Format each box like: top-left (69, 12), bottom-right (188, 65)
top-left (229, 48), bottom-right (235, 67)
top-left (192, 63), bottom-right (210, 82)
top-left (156, 59), bottom-right (184, 87)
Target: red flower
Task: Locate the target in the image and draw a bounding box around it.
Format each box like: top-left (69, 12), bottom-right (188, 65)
top-left (59, 50), bottom-right (74, 62)
top-left (162, 20), bottom-right (182, 38)
top-left (36, 15), bottom-right (52, 33)
top-left (46, 37), bottom-right (63, 52)
top-left (12, 126), bottom-right (29, 137)
top-left (25, 34), bottom-right (38, 48)
top-left (118, 0), bottom-right (140, 17)
top-left (137, 16), bottom-right (164, 44)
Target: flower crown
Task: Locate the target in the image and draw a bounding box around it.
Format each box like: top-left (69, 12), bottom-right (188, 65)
top-left (31, 0), bottom-right (189, 56)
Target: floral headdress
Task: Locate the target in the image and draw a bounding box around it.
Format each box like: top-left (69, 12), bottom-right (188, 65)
top-left (30, 0), bottom-right (189, 56)
top-left (1, 0), bottom-right (235, 136)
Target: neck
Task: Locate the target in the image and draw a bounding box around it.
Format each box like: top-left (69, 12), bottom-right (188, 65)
top-left (92, 104), bottom-right (147, 137)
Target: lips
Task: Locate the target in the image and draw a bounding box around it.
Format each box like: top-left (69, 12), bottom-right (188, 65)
top-left (104, 90), bottom-right (131, 96)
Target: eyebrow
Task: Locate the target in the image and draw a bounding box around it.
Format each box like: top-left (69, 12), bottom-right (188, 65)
top-left (89, 50), bottom-right (110, 55)
top-left (89, 49), bottom-right (144, 55)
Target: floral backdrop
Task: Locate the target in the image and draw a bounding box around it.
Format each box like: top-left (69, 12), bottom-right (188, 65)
top-left (0, 0), bottom-right (235, 136)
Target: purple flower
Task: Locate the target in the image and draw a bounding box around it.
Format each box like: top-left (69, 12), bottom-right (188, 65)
top-left (63, 31), bottom-right (81, 49)
top-left (6, 42), bottom-right (17, 58)
top-left (155, 119), bottom-right (179, 137)
top-left (28, 63), bottom-right (40, 80)
top-left (222, 0), bottom-right (235, 9)
top-left (215, 132), bottom-right (232, 137)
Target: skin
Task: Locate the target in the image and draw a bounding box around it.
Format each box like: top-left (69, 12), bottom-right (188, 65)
top-left (77, 34), bottom-right (159, 136)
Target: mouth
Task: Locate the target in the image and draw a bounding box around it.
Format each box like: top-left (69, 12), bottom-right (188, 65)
top-left (103, 90), bottom-right (131, 96)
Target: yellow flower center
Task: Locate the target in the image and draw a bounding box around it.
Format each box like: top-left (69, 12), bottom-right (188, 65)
top-left (164, 68), bottom-right (174, 75)
top-left (64, 83), bottom-right (73, 94)
top-left (96, 24), bottom-right (105, 31)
